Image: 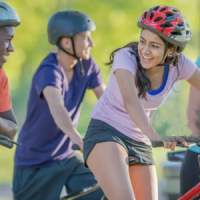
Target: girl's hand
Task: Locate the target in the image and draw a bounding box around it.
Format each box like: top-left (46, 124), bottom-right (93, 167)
top-left (163, 136), bottom-right (189, 150)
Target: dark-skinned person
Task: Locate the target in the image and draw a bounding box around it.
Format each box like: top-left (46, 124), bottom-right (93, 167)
top-left (0, 2), bottom-right (20, 140)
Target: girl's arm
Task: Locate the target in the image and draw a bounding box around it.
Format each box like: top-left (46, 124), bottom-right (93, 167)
top-left (114, 69), bottom-right (161, 141)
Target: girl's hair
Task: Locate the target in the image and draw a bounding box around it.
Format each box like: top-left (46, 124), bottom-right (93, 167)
top-left (107, 41), bottom-right (180, 98)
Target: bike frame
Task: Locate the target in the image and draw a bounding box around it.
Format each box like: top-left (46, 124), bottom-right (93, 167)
top-left (178, 154), bottom-right (200, 200)
top-left (153, 136), bottom-right (200, 200)
top-left (178, 183), bottom-right (200, 200)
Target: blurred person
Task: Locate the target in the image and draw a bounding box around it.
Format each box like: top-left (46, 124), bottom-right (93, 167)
top-left (0, 2), bottom-right (20, 140)
top-left (13, 10), bottom-right (104, 200)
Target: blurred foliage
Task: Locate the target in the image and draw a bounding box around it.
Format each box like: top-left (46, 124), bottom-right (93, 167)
top-left (0, 0), bottom-right (200, 184)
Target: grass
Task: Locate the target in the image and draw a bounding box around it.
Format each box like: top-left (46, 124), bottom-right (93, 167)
top-left (0, 147), bottom-right (15, 184)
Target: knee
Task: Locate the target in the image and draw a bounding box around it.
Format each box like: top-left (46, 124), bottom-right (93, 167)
top-left (106, 184), bottom-right (134, 200)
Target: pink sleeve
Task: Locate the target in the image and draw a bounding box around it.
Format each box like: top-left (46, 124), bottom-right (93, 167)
top-left (177, 54), bottom-right (197, 80)
top-left (112, 47), bottom-right (137, 75)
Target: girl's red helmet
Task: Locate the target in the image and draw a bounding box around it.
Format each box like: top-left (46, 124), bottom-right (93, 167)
top-left (138, 5), bottom-right (191, 52)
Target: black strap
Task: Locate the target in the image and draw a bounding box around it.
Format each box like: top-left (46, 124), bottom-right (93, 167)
top-left (57, 37), bottom-right (85, 76)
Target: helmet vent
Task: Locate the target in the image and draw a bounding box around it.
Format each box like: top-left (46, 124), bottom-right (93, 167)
top-left (154, 16), bottom-right (163, 22)
top-left (172, 8), bottom-right (178, 12)
top-left (160, 7), bottom-right (167, 12)
top-left (144, 12), bottom-right (147, 18)
top-left (152, 6), bottom-right (160, 11)
top-left (186, 30), bottom-right (190, 35)
top-left (150, 13), bottom-right (154, 20)
top-left (161, 22), bottom-right (173, 28)
top-left (166, 12), bottom-right (174, 17)
top-left (178, 22), bottom-right (184, 26)
top-left (177, 23), bottom-right (184, 29)
top-left (171, 31), bottom-right (182, 35)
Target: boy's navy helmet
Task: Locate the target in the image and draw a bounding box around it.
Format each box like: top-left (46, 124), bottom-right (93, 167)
top-left (48, 10), bottom-right (96, 45)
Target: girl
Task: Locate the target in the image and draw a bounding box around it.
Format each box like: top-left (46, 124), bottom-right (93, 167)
top-left (83, 5), bottom-right (200, 200)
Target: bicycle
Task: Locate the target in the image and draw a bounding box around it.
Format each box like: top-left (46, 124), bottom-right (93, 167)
top-left (0, 135), bottom-right (103, 200)
top-left (2, 135), bottom-right (200, 200)
top-left (63, 137), bottom-right (200, 200)
top-left (152, 136), bottom-right (200, 200)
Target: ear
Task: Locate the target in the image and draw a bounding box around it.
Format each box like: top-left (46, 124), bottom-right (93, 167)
top-left (167, 47), bottom-right (176, 57)
top-left (60, 37), bottom-right (71, 49)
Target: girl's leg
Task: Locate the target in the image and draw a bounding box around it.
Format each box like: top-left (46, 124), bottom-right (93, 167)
top-left (129, 164), bottom-right (158, 200)
top-left (87, 142), bottom-right (135, 200)
top-left (65, 153), bottom-right (104, 200)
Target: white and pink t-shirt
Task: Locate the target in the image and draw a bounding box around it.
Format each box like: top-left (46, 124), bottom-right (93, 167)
top-left (92, 47), bottom-right (197, 145)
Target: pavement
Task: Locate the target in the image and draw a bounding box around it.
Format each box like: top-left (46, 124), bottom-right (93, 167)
top-left (0, 184), bottom-right (12, 200)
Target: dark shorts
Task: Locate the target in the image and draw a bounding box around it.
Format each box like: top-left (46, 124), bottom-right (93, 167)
top-left (12, 153), bottom-right (103, 200)
top-left (83, 119), bottom-right (154, 166)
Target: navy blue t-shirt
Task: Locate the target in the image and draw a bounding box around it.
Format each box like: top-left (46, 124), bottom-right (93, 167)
top-left (15, 53), bottom-right (102, 167)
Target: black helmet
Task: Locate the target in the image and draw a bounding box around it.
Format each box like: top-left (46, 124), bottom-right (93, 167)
top-left (0, 2), bottom-right (20, 27)
top-left (48, 10), bottom-right (96, 45)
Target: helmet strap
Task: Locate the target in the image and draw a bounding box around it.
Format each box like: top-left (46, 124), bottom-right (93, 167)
top-left (57, 37), bottom-right (78, 59)
top-left (57, 37), bottom-right (85, 76)
top-left (70, 37), bottom-right (85, 76)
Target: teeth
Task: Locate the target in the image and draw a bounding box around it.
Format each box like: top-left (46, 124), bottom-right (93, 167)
top-left (143, 56), bottom-right (151, 59)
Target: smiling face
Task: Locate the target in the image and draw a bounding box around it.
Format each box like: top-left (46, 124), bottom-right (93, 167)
top-left (0, 26), bottom-right (15, 67)
top-left (60, 31), bottom-right (93, 61)
top-left (138, 29), bottom-right (168, 70)
top-left (73, 31), bottom-right (93, 60)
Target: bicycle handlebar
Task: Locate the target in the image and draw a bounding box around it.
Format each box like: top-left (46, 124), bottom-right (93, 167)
top-left (2, 135), bottom-right (197, 149)
top-left (152, 136), bottom-right (200, 148)
top-left (0, 135), bottom-right (19, 149)
top-left (152, 140), bottom-right (186, 147)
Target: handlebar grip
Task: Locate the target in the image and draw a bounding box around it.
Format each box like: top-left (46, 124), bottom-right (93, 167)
top-left (0, 139), bottom-right (14, 148)
top-left (151, 141), bottom-right (164, 147)
top-left (151, 140), bottom-right (188, 148)
top-left (0, 135), bottom-right (18, 149)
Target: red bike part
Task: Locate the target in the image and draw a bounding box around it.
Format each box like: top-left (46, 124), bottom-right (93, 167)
top-left (178, 183), bottom-right (200, 200)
